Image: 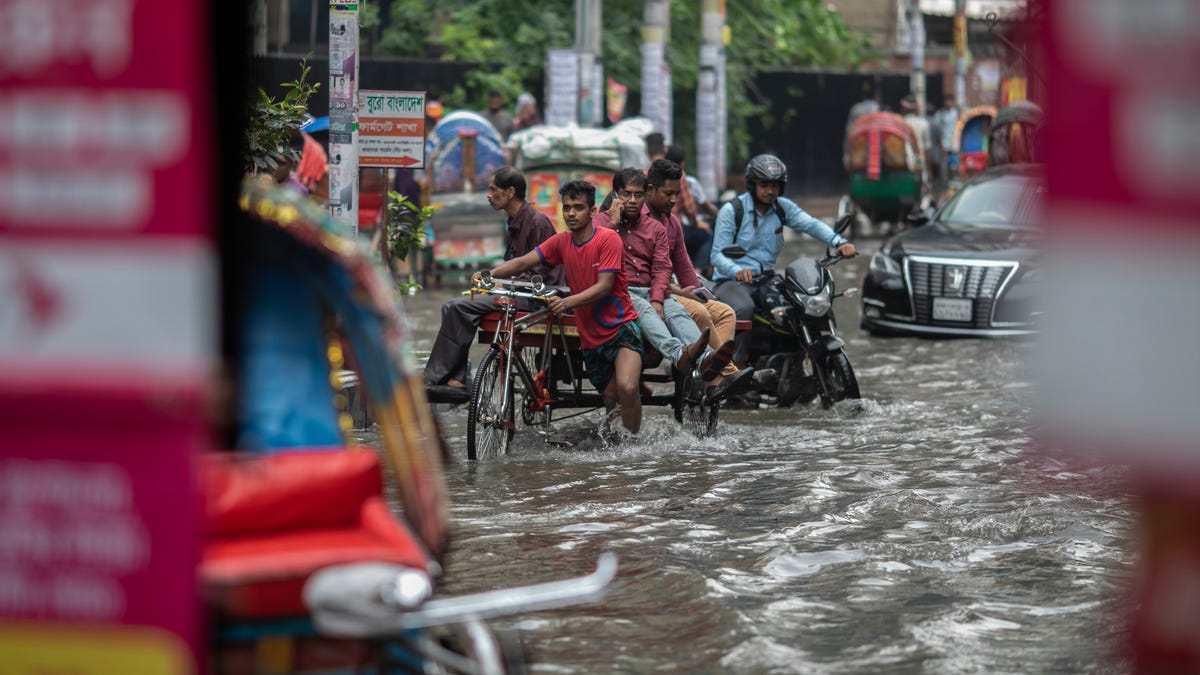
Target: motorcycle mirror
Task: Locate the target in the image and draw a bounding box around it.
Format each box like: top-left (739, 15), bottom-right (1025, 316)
top-left (834, 214), bottom-right (854, 234)
top-left (722, 245), bottom-right (747, 259)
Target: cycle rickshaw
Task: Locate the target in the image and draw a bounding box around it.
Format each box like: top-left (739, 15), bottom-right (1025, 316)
top-left (837, 111), bottom-right (930, 238)
top-left (948, 105), bottom-right (998, 191)
top-left (988, 100), bottom-right (1044, 167)
top-left (464, 273), bottom-right (742, 460)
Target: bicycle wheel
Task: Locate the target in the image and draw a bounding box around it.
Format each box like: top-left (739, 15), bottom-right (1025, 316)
top-left (467, 349), bottom-right (514, 460)
top-left (680, 398), bottom-right (719, 437)
top-left (674, 375), bottom-right (719, 437)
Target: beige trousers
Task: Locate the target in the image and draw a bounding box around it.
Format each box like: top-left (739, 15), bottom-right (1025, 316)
top-left (673, 294), bottom-right (739, 377)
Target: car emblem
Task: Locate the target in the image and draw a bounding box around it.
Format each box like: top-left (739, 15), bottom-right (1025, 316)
top-left (946, 266), bottom-right (967, 294)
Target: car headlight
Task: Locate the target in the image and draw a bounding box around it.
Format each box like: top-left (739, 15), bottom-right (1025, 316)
top-left (802, 287), bottom-right (832, 316)
top-left (870, 251), bottom-right (902, 277)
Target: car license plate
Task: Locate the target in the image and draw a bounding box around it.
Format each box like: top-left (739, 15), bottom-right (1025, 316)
top-left (932, 297), bottom-right (973, 322)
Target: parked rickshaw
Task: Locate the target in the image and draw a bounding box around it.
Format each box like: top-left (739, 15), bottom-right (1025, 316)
top-left (837, 111), bottom-right (929, 238)
top-left (988, 100), bottom-right (1044, 167)
top-left (951, 105), bottom-right (997, 183)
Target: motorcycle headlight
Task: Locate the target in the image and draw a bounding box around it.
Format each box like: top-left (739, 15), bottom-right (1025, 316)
top-left (802, 286), bottom-right (832, 316)
top-left (870, 251), bottom-right (902, 277)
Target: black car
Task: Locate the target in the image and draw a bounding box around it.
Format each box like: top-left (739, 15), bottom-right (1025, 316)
top-left (860, 164), bottom-right (1042, 337)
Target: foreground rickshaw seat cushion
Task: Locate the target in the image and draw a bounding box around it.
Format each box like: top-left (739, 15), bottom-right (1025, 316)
top-left (201, 449), bottom-right (430, 619)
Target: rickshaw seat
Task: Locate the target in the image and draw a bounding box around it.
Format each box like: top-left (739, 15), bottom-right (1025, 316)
top-left (201, 449), bottom-right (429, 620)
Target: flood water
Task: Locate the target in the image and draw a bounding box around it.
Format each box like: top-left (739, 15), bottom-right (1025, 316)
top-left (384, 236), bottom-right (1135, 673)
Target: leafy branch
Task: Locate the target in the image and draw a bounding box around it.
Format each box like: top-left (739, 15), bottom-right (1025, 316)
top-left (244, 58), bottom-right (321, 174)
top-left (384, 191), bottom-right (434, 295)
top-left (385, 191), bottom-right (433, 262)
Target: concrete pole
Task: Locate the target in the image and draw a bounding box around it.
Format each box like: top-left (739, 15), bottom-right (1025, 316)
top-left (641, 0), bottom-right (670, 140)
top-left (908, 0), bottom-right (927, 117)
top-left (696, 0), bottom-right (721, 197)
top-left (252, 0), bottom-right (268, 55)
top-left (328, 3), bottom-right (360, 235)
top-left (575, 0), bottom-right (603, 126)
top-left (954, 0), bottom-right (967, 110)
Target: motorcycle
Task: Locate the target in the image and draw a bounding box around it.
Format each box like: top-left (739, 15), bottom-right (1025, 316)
top-left (722, 215), bottom-right (861, 408)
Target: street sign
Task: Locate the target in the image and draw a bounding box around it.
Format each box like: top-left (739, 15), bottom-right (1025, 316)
top-left (357, 90), bottom-right (425, 168)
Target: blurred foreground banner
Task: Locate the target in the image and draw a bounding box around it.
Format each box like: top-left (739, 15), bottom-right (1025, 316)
top-left (1038, 0), bottom-right (1200, 476)
top-left (0, 0), bottom-right (213, 672)
top-left (1039, 1), bottom-right (1200, 670)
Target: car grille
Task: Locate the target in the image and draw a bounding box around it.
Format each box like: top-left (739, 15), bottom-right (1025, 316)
top-left (908, 259), bottom-right (1017, 327)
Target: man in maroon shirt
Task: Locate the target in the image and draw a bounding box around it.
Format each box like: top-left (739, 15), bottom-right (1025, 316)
top-left (424, 167), bottom-right (561, 401)
top-left (644, 159), bottom-right (754, 400)
top-left (594, 168), bottom-right (710, 377)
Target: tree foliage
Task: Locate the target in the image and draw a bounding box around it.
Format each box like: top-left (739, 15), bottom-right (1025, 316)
top-left (375, 0), bottom-right (869, 162)
top-left (243, 59), bottom-right (321, 174)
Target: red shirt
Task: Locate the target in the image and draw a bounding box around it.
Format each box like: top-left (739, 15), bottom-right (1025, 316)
top-left (645, 205), bottom-right (702, 289)
top-left (536, 227), bottom-right (638, 349)
top-left (593, 209), bottom-right (671, 303)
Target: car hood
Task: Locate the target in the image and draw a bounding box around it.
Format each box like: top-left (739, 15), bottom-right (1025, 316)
top-left (888, 222), bottom-right (1039, 261)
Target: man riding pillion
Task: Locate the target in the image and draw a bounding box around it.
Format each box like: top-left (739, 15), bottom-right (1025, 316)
top-left (711, 155), bottom-right (858, 368)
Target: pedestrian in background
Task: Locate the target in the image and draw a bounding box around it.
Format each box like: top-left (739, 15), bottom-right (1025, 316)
top-left (513, 92), bottom-right (542, 132)
top-left (484, 90), bottom-right (513, 140)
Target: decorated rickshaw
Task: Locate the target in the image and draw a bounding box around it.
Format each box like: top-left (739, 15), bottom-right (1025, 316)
top-left (204, 177), bottom-right (614, 673)
top-left (988, 100), bottom-right (1044, 167)
top-left (837, 111), bottom-right (930, 237)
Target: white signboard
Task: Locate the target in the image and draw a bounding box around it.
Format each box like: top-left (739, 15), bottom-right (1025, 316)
top-left (546, 48), bottom-right (578, 127)
top-left (357, 90), bottom-right (425, 168)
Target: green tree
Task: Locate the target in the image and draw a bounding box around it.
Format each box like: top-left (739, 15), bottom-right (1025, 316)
top-left (243, 59), bottom-right (321, 174)
top-left (377, 0), bottom-right (868, 162)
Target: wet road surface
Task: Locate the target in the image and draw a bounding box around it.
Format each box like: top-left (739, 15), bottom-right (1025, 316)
top-left (381, 235), bottom-right (1133, 673)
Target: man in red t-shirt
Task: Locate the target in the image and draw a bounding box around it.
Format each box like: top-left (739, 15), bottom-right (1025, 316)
top-left (484, 180), bottom-right (645, 435)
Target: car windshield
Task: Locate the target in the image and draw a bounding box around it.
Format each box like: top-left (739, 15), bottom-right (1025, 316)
top-left (938, 173), bottom-right (1043, 229)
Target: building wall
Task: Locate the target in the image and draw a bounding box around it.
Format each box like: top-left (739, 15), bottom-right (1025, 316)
top-left (835, 0), bottom-right (901, 51)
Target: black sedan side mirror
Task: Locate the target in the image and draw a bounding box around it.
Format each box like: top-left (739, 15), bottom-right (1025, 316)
top-left (721, 245), bottom-right (747, 259)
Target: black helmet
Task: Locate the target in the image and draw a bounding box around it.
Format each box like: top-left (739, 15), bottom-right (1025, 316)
top-left (745, 154), bottom-right (788, 192)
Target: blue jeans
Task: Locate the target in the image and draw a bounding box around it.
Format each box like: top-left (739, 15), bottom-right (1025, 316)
top-left (628, 287), bottom-right (703, 366)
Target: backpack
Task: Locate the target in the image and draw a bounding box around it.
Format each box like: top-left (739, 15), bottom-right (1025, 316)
top-left (728, 195), bottom-right (786, 242)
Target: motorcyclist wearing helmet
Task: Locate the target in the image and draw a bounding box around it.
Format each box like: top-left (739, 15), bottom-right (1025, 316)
top-left (711, 154), bottom-right (858, 367)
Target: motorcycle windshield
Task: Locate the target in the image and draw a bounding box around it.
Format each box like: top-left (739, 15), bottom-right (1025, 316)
top-left (785, 258), bottom-right (824, 294)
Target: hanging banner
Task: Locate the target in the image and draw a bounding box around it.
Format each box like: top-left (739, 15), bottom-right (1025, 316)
top-left (546, 49), bottom-right (578, 127)
top-left (606, 77), bottom-right (627, 124)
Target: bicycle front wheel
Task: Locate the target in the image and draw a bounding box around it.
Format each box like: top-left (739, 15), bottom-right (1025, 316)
top-left (467, 349), bottom-right (514, 460)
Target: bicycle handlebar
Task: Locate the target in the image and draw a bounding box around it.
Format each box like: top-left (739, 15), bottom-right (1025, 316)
top-left (471, 273), bottom-right (564, 303)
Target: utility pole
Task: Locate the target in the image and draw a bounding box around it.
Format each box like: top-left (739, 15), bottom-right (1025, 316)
top-left (252, 0), bottom-right (268, 55)
top-left (328, 3), bottom-right (360, 235)
top-left (908, 0), bottom-right (927, 117)
top-left (696, 0), bottom-right (721, 197)
top-left (641, 0), bottom-right (671, 141)
top-left (954, 0), bottom-right (967, 110)
top-left (575, 0), bottom-right (603, 126)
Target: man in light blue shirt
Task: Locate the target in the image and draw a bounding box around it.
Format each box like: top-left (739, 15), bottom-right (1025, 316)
top-left (711, 154), bottom-right (858, 367)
